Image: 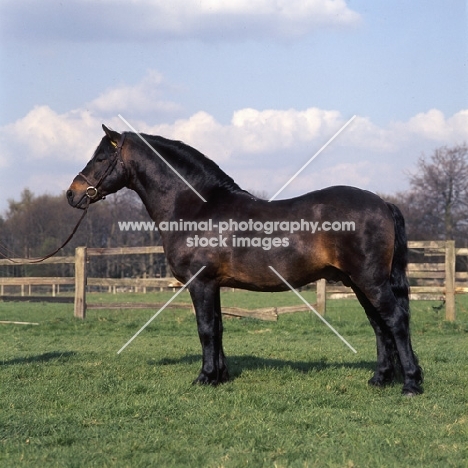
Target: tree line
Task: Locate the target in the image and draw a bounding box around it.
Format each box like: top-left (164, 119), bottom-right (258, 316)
top-left (0, 188), bottom-right (165, 279)
top-left (385, 144), bottom-right (468, 243)
top-left (1, 144), bottom-right (467, 279)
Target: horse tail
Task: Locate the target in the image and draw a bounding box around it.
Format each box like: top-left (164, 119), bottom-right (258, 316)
top-left (386, 202), bottom-right (413, 380)
top-left (387, 203), bottom-right (410, 312)
top-left (387, 202), bottom-right (423, 384)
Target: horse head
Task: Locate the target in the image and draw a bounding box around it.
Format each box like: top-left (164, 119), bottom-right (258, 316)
top-left (67, 125), bottom-right (128, 209)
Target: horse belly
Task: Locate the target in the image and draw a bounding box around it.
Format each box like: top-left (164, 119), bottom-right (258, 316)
top-left (217, 239), bottom-right (330, 292)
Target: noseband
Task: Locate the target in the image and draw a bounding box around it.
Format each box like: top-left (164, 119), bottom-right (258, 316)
top-left (79, 133), bottom-right (127, 200)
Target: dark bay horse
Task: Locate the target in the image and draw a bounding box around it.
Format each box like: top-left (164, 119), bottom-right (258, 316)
top-left (67, 125), bottom-right (423, 395)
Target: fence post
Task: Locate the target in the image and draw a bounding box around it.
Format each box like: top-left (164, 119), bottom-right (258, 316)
top-left (445, 240), bottom-right (456, 321)
top-left (74, 246), bottom-right (87, 319)
top-left (316, 279), bottom-right (326, 316)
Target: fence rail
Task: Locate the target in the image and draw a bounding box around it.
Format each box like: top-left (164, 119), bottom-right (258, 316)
top-left (320, 240), bottom-right (464, 321)
top-left (1, 241), bottom-right (466, 321)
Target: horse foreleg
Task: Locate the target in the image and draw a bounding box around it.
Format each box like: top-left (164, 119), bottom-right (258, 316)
top-left (189, 280), bottom-right (229, 385)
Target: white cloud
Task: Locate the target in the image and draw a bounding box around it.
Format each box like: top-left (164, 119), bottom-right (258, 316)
top-left (88, 70), bottom-right (182, 117)
top-left (1, 71), bottom-right (468, 213)
top-left (380, 109), bottom-right (468, 151)
top-left (3, 90), bottom-right (468, 171)
top-left (1, 105), bottom-right (101, 163)
top-left (147, 111), bottom-right (229, 159)
top-left (343, 116), bottom-right (395, 152)
top-left (405, 109), bottom-right (450, 141)
top-left (146, 107), bottom-right (343, 161)
top-left (1, 0), bottom-right (361, 43)
top-left (403, 109), bottom-right (468, 142)
top-left (0, 70), bottom-right (183, 166)
top-left (231, 107), bottom-right (342, 152)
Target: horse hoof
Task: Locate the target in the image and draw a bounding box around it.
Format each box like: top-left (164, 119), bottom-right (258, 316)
top-left (192, 375), bottom-right (218, 386)
top-left (401, 384), bottom-right (423, 396)
top-left (368, 376), bottom-right (393, 388)
top-left (192, 370), bottom-right (229, 386)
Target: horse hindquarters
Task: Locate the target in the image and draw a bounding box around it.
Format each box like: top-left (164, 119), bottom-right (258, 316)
top-left (189, 280), bottom-right (229, 385)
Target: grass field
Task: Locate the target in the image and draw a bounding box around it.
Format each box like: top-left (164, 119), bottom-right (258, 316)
top-left (1, 291), bottom-right (467, 467)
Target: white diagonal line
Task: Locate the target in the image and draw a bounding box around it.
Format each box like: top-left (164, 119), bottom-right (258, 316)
top-left (118, 114), bottom-right (207, 203)
top-left (268, 266), bottom-right (357, 353)
top-left (117, 266), bottom-right (206, 354)
top-left (268, 115), bottom-right (356, 202)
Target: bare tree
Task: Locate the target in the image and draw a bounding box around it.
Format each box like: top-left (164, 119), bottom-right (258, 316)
top-left (407, 144), bottom-right (468, 242)
top-left (0, 188), bottom-right (162, 279)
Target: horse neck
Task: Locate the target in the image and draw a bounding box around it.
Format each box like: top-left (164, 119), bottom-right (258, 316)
top-left (125, 138), bottom-right (235, 223)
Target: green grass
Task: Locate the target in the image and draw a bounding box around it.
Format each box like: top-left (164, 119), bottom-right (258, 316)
top-left (1, 292), bottom-right (467, 467)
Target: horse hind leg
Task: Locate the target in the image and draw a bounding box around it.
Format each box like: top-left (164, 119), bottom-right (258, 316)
top-left (359, 282), bottom-right (423, 395)
top-left (386, 302), bottom-right (423, 396)
top-left (352, 285), bottom-right (400, 387)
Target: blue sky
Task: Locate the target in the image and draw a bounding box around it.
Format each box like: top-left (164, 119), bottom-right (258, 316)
top-left (0, 1), bottom-right (467, 214)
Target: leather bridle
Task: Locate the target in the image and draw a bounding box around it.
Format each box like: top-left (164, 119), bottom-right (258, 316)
top-left (79, 133), bottom-right (127, 200)
top-left (1, 134), bottom-right (129, 264)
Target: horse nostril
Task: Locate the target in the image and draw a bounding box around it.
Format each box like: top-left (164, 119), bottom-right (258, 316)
top-left (66, 189), bottom-right (73, 199)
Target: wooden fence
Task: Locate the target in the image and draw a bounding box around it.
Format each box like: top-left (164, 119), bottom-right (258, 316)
top-left (322, 241), bottom-right (468, 321)
top-left (1, 241), bottom-right (467, 321)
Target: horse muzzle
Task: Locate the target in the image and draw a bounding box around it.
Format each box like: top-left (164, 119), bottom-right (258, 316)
top-left (67, 180), bottom-right (104, 209)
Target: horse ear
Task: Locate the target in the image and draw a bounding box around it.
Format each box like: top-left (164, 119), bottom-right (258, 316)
top-left (102, 124), bottom-right (121, 148)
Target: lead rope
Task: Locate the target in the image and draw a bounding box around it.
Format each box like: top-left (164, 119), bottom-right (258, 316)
top-left (1, 134), bottom-right (126, 264)
top-left (0, 197), bottom-right (90, 264)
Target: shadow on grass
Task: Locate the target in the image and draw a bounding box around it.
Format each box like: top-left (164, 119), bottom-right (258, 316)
top-left (1, 351), bottom-right (77, 367)
top-left (149, 354), bottom-right (375, 379)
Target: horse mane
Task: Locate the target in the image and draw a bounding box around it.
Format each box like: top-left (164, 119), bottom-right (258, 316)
top-left (132, 133), bottom-right (244, 195)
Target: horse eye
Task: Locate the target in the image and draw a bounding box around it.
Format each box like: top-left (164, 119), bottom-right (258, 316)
top-left (95, 155), bottom-right (106, 163)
